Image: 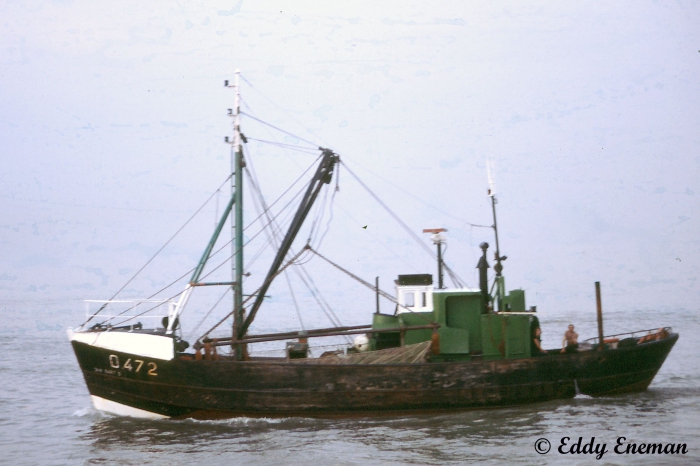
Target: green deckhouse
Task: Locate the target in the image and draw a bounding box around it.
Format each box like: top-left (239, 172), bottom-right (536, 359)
top-left (370, 242), bottom-right (536, 361)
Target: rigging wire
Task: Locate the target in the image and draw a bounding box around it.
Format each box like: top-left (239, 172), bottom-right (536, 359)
top-left (241, 111), bottom-right (319, 149)
top-left (100, 156), bottom-right (470, 330)
top-left (244, 80), bottom-right (339, 251)
top-left (305, 180), bottom-right (330, 247)
top-left (181, 149), bottom-right (322, 289)
top-left (104, 75), bottom-right (488, 335)
top-left (214, 188), bottom-right (220, 228)
top-left (239, 149), bottom-right (314, 276)
top-left (185, 287), bottom-right (231, 342)
top-left (245, 75), bottom-right (490, 233)
top-left (289, 263), bottom-right (345, 328)
top-left (180, 146), bottom-right (338, 338)
top-left (239, 75), bottom-right (329, 149)
top-left (243, 150), bottom-right (346, 331)
top-left (239, 74), bottom-right (485, 287)
top-left (334, 202), bottom-right (421, 273)
top-left (239, 78), bottom-right (465, 299)
top-left (101, 190), bottom-right (297, 326)
top-left (314, 162), bottom-right (341, 250)
top-left (246, 173), bottom-right (346, 332)
top-left (82, 174), bottom-right (233, 326)
top-left (246, 174), bottom-right (343, 331)
top-left (310, 161), bottom-right (340, 252)
top-left (241, 91), bottom-right (468, 326)
top-left (340, 160), bottom-right (467, 288)
top-left (96, 76), bottom-right (328, 325)
top-left (342, 158), bottom-right (491, 229)
top-left (246, 137), bottom-right (320, 155)
top-left (245, 79), bottom-right (488, 233)
top-left (101, 157), bottom-right (324, 327)
top-left (305, 246), bottom-right (434, 324)
top-left (239, 168), bottom-right (311, 273)
top-left (194, 183), bottom-right (306, 283)
top-left (197, 248), bottom-right (308, 339)
top-left (283, 270), bottom-right (305, 331)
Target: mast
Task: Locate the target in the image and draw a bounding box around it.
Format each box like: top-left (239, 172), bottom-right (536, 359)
top-left (220, 76), bottom-right (337, 349)
top-left (231, 70), bottom-right (245, 358)
top-left (165, 75), bottom-right (244, 335)
top-left (486, 159), bottom-right (506, 311)
top-left (423, 228), bottom-right (447, 289)
top-left (489, 188), bottom-right (506, 311)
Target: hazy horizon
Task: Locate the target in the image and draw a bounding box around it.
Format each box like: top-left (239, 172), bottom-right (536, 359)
top-left (1, 2), bottom-right (698, 338)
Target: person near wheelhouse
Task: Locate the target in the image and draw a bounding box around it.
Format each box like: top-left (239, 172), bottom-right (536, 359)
top-left (531, 326), bottom-right (547, 356)
top-left (561, 324), bottom-right (579, 353)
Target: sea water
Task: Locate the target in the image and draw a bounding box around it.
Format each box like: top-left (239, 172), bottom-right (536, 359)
top-left (1, 303), bottom-right (698, 465)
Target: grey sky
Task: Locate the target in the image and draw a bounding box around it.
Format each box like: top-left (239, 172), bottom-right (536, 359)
top-left (1, 1), bottom-right (698, 332)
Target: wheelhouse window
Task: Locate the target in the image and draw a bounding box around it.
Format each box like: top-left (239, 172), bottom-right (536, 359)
top-left (404, 292), bottom-right (415, 307)
top-left (422, 292), bottom-right (427, 307)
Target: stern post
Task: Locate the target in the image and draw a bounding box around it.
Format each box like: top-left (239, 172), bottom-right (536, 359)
top-left (595, 281), bottom-right (604, 350)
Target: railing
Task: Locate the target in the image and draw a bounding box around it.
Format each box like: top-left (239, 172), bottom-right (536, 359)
top-left (83, 299), bottom-right (171, 330)
top-left (583, 326), bottom-right (673, 345)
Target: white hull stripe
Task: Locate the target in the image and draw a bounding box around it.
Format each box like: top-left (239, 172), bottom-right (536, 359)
top-left (91, 395), bottom-right (169, 419)
top-left (68, 329), bottom-right (175, 361)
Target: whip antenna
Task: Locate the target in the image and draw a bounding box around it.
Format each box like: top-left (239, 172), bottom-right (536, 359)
top-left (486, 157), bottom-right (506, 310)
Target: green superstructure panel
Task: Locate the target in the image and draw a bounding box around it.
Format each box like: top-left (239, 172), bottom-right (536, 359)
top-left (438, 326), bottom-right (470, 354)
top-left (481, 313), bottom-right (505, 359)
top-left (372, 313), bottom-right (399, 329)
top-left (442, 294), bottom-right (482, 353)
top-left (400, 312), bottom-right (434, 345)
top-left (502, 289), bottom-right (526, 312)
top-left (505, 314), bottom-right (530, 358)
top-left (480, 313), bottom-right (532, 360)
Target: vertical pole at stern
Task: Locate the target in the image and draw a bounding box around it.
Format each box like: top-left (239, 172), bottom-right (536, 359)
top-left (595, 281), bottom-right (604, 350)
top-left (375, 277), bottom-right (380, 314)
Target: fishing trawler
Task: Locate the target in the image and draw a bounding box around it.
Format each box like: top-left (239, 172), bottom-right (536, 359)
top-left (68, 73), bottom-right (678, 419)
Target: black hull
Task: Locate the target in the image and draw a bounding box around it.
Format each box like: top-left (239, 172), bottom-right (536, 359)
top-left (71, 333), bottom-right (678, 419)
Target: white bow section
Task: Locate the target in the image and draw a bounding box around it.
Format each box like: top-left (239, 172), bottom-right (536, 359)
top-left (68, 329), bottom-right (175, 361)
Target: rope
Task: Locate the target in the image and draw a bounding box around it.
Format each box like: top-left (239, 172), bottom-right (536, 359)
top-left (306, 247), bottom-right (434, 324)
top-left (283, 270), bottom-right (305, 331)
top-left (240, 75), bottom-right (330, 149)
top-left (82, 174), bottom-right (232, 326)
top-left (197, 247), bottom-right (308, 340)
top-left (342, 158), bottom-right (489, 227)
top-left (243, 157), bottom-right (346, 330)
top-left (185, 287), bottom-right (231, 341)
top-left (341, 160), bottom-right (467, 288)
top-left (241, 111), bottom-right (319, 148)
top-left (105, 158), bottom-right (320, 328)
top-left (246, 137), bottom-right (320, 154)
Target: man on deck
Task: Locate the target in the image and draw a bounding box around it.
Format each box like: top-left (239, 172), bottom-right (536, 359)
top-left (561, 324), bottom-right (579, 353)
